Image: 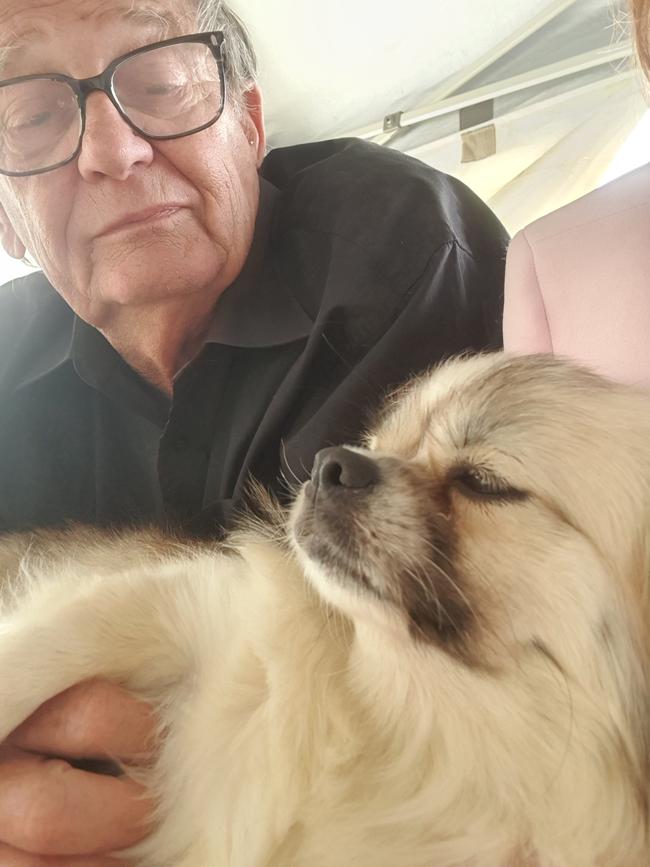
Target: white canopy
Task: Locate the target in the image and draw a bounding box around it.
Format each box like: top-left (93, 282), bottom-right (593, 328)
top-left (245, 0), bottom-right (647, 233)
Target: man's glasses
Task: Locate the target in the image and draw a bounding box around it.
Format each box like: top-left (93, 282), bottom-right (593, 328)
top-left (0, 32), bottom-right (226, 177)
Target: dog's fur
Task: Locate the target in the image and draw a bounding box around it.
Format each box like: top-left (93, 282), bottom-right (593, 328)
top-left (0, 353), bottom-right (649, 866)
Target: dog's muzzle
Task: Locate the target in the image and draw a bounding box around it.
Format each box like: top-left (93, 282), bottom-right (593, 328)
top-left (293, 445), bottom-right (475, 653)
top-left (291, 445), bottom-right (382, 576)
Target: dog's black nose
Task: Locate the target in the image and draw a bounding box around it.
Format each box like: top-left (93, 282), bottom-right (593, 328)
top-left (312, 447), bottom-right (380, 491)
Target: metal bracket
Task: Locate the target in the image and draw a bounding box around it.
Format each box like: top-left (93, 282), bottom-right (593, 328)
top-left (382, 111), bottom-right (403, 133)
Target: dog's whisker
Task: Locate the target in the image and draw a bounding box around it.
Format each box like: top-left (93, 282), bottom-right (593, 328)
top-left (277, 469), bottom-right (301, 500)
top-left (421, 552), bottom-right (477, 622)
top-left (280, 439), bottom-right (304, 488)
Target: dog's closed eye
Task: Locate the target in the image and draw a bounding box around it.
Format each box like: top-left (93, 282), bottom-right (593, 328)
top-left (450, 465), bottom-right (528, 503)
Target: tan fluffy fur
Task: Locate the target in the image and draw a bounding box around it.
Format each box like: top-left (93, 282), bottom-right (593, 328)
top-left (0, 353), bottom-right (648, 866)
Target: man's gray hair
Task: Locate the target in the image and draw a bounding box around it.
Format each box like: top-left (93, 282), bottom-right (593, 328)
top-left (194, 1), bottom-right (258, 104)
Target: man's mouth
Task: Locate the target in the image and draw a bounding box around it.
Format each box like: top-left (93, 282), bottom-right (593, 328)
top-left (98, 205), bottom-right (185, 237)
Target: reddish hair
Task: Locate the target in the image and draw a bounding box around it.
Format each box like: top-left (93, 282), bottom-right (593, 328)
top-left (631, 0), bottom-right (650, 77)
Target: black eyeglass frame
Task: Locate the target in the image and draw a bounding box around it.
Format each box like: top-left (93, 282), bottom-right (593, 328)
top-left (0, 31), bottom-right (226, 177)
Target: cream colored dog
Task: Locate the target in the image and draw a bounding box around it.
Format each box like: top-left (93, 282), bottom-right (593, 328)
top-left (0, 353), bottom-right (648, 867)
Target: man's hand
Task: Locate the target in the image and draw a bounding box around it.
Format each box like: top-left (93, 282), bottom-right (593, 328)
top-left (0, 680), bottom-right (157, 866)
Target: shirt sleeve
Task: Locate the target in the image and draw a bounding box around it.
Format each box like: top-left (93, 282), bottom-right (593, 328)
top-left (346, 236), bottom-right (506, 404)
top-left (503, 229), bottom-right (552, 354)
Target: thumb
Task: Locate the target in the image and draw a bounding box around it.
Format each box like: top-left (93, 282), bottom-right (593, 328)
top-left (7, 680), bottom-right (157, 762)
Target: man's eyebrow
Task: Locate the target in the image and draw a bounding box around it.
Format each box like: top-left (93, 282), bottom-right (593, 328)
top-left (0, 46), bottom-right (23, 81)
top-left (0, 5), bottom-right (180, 80)
top-left (120, 4), bottom-right (174, 36)
top-left (0, 28), bottom-right (44, 79)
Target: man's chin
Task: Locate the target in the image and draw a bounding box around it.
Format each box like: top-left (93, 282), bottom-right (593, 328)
top-left (85, 254), bottom-right (226, 312)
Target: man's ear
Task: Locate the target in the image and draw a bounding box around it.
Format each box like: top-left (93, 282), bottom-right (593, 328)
top-left (243, 85), bottom-right (266, 166)
top-left (0, 205), bottom-right (26, 259)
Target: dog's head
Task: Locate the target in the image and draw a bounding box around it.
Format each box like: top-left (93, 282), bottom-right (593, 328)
top-left (289, 353), bottom-right (650, 858)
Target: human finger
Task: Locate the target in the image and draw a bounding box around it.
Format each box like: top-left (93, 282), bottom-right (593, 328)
top-left (8, 679), bottom-right (157, 763)
top-left (0, 752), bottom-right (153, 856)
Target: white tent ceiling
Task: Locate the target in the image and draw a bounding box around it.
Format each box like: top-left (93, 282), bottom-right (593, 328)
top-left (243, 0), bottom-right (565, 145)
top-left (236, 0), bottom-right (646, 233)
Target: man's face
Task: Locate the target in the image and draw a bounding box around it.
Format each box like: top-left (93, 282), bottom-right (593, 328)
top-left (0, 0), bottom-right (266, 330)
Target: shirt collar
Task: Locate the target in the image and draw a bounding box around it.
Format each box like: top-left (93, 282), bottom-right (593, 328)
top-left (204, 177), bottom-right (312, 348)
top-left (11, 302), bottom-right (75, 392)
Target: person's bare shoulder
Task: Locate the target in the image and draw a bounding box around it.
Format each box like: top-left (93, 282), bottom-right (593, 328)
top-left (520, 162), bottom-right (650, 248)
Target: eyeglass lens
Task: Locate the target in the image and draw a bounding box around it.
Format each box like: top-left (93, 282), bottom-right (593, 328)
top-left (0, 41), bottom-right (222, 175)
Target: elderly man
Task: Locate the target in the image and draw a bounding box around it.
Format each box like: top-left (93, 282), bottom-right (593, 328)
top-left (0, 0), bottom-right (507, 863)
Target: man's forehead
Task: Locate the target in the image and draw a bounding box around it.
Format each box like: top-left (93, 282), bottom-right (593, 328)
top-left (0, 0), bottom-right (195, 75)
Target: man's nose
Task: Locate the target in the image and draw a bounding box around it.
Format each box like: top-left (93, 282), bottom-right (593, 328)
top-left (76, 92), bottom-right (154, 181)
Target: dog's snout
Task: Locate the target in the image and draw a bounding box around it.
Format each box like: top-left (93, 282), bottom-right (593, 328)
top-left (312, 447), bottom-right (380, 492)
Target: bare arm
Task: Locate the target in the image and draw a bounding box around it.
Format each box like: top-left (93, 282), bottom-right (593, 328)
top-left (503, 229), bottom-right (553, 354)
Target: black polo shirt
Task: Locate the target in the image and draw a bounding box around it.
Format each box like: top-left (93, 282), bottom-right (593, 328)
top-left (0, 138), bottom-right (508, 537)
